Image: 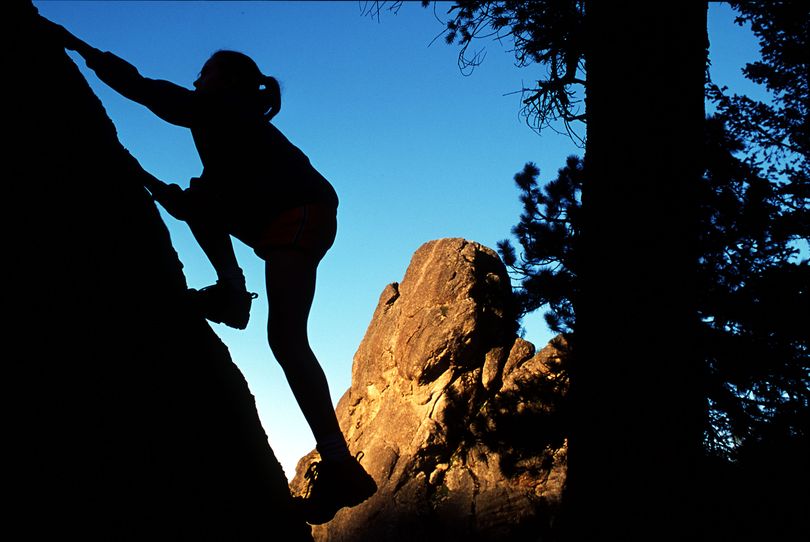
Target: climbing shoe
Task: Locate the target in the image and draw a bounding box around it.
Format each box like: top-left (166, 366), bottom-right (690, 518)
top-left (297, 453), bottom-right (377, 525)
top-left (187, 281), bottom-right (258, 330)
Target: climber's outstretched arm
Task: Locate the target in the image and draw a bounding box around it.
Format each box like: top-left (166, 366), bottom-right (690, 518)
top-left (36, 14), bottom-right (92, 55)
top-left (37, 14), bottom-right (195, 128)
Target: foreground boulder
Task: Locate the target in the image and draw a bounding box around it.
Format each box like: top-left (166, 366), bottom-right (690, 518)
top-left (291, 239), bottom-right (569, 542)
top-left (11, 4), bottom-right (310, 540)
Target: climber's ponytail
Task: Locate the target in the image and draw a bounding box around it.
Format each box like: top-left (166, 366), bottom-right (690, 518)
top-left (259, 74), bottom-right (281, 122)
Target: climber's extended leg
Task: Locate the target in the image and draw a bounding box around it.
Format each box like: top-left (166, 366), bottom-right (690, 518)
top-left (264, 248), bottom-right (376, 524)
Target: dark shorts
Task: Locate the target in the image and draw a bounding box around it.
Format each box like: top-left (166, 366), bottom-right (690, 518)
top-left (250, 203), bottom-right (337, 262)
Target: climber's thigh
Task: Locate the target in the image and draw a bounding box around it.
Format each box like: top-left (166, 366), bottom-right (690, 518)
top-left (264, 249), bottom-right (318, 346)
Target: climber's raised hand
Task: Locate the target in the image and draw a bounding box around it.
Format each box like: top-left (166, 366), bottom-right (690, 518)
top-left (35, 14), bottom-right (95, 57)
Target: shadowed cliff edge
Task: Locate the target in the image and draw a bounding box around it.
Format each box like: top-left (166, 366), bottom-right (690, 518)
top-left (10, 4), bottom-right (311, 540)
top-left (292, 239), bottom-right (570, 542)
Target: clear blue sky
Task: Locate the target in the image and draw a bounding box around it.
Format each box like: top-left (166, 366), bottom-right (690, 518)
top-left (36, 1), bottom-right (762, 479)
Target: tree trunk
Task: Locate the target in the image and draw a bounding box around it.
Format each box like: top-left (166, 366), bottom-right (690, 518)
top-left (565, 2), bottom-right (707, 539)
top-left (10, 4), bottom-right (311, 540)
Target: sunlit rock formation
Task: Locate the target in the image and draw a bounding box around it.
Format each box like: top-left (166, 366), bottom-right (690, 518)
top-left (291, 238), bottom-right (569, 542)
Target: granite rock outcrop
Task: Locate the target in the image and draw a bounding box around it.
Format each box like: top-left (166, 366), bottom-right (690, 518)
top-left (291, 239), bottom-right (569, 542)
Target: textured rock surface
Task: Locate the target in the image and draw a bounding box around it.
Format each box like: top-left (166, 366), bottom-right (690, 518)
top-left (11, 4), bottom-right (310, 539)
top-left (291, 239), bottom-right (569, 542)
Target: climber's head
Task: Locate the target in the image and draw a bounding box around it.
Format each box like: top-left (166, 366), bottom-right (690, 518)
top-left (194, 50), bottom-right (281, 121)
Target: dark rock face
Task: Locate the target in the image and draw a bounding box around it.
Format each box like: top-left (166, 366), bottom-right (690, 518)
top-left (291, 239), bottom-right (568, 542)
top-left (11, 4), bottom-right (310, 540)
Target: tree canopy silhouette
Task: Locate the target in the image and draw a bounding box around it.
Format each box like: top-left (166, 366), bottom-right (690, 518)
top-left (368, 1), bottom-right (708, 539)
top-left (367, 1), bottom-right (807, 538)
top-left (496, 0), bottom-right (809, 458)
top-left (707, 1), bottom-right (809, 196)
top-left (499, 115), bottom-right (809, 458)
top-left (364, 0), bottom-right (587, 141)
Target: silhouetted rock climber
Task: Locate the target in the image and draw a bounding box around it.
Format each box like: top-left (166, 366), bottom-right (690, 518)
top-left (38, 14), bottom-right (376, 525)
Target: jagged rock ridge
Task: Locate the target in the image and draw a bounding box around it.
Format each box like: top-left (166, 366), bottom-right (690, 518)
top-left (292, 239), bottom-right (569, 542)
